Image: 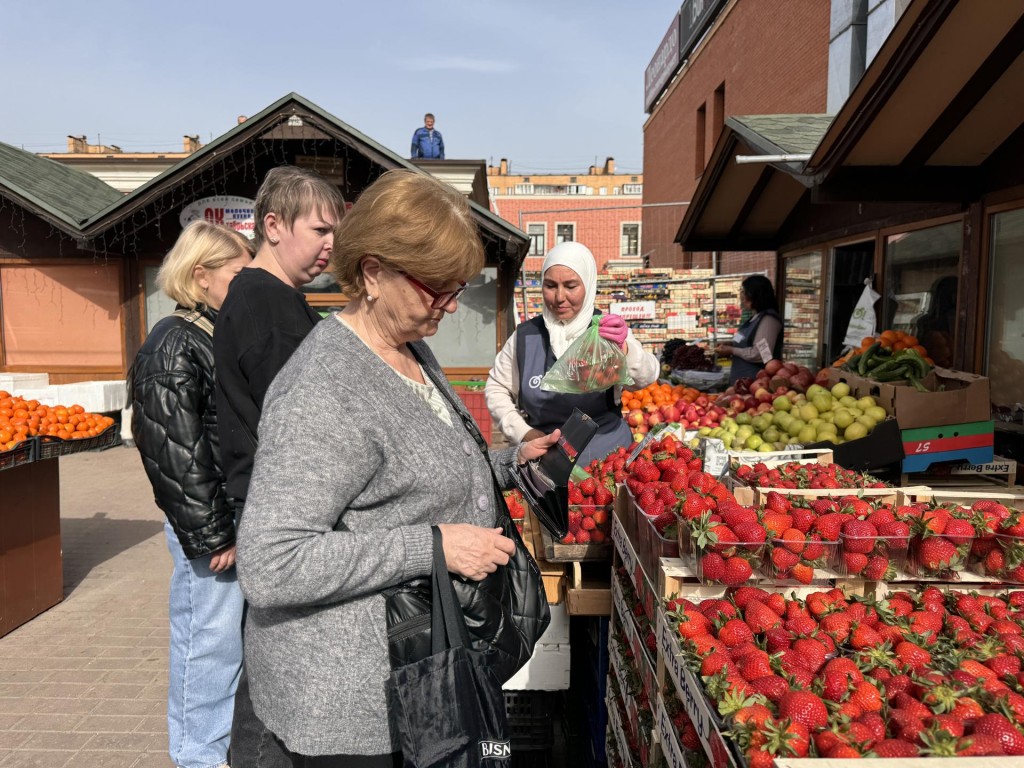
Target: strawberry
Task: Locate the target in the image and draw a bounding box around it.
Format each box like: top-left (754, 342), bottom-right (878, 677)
top-left (717, 618), bottom-right (754, 648)
top-left (850, 680), bottom-right (883, 712)
top-left (943, 518), bottom-right (976, 545)
top-left (843, 552), bottom-right (869, 575)
top-left (698, 552), bottom-right (725, 582)
top-left (748, 674), bottom-right (789, 702)
top-left (676, 609), bottom-right (712, 640)
top-left (733, 521), bottom-right (768, 544)
top-left (575, 529), bottom-right (592, 544)
top-left (849, 623), bottom-right (884, 650)
top-left (813, 512), bottom-right (846, 541)
top-left (973, 713), bottom-right (1024, 755)
top-left (802, 534), bottom-right (826, 561)
top-left (777, 690), bottom-right (828, 730)
top-left (791, 563), bottom-right (815, 584)
top-left (790, 507), bottom-right (815, 533)
top-left (917, 536), bottom-right (962, 573)
top-left (762, 511), bottom-right (793, 538)
top-left (895, 640), bottom-right (932, 671)
top-left (764, 491), bottom-right (791, 513)
top-left (791, 637), bottom-right (827, 673)
top-left (873, 739), bottom-right (919, 757)
top-left (779, 527), bottom-right (805, 554)
top-left (652, 510), bottom-right (677, 535)
top-left (722, 556), bottom-right (754, 586)
top-left (956, 733), bottom-right (1006, 756)
top-left (771, 546), bottom-right (800, 571)
top-left (744, 600), bottom-right (783, 633)
top-left (864, 554), bottom-right (894, 580)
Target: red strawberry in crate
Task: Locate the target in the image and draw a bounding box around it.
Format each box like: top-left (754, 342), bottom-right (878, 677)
top-left (568, 510), bottom-right (582, 533)
top-left (652, 510), bottom-right (677, 535)
top-left (568, 485), bottom-right (584, 505)
top-left (764, 491), bottom-right (791, 514)
top-left (578, 477), bottom-right (597, 497)
top-left (721, 556), bottom-right (753, 586)
top-left (594, 485), bottom-right (613, 506)
top-left (777, 690), bottom-right (829, 730)
top-left (699, 552), bottom-right (726, 582)
top-left (575, 529), bottom-right (591, 544)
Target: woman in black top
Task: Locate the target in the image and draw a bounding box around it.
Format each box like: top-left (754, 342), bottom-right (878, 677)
top-left (213, 165), bottom-right (346, 768)
top-left (131, 220), bottom-right (254, 768)
top-left (718, 275), bottom-right (784, 384)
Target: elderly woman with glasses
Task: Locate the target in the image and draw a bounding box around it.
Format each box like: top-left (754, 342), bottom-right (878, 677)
top-left (235, 170), bottom-right (558, 767)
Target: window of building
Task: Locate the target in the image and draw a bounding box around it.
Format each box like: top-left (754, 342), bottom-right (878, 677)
top-left (713, 83), bottom-right (726, 143)
top-left (599, 187), bottom-right (607, 195)
top-left (696, 103), bottom-right (707, 177)
top-left (489, 186), bottom-right (500, 198)
top-left (514, 183), bottom-right (534, 195)
top-left (882, 220), bottom-right (963, 368)
top-left (621, 223), bottom-right (640, 257)
top-left (556, 223), bottom-right (575, 244)
top-left (613, 187), bottom-right (620, 195)
top-left (631, 176), bottom-right (638, 183)
top-left (570, 177), bottom-right (577, 183)
top-left (781, 252), bottom-right (824, 369)
top-left (986, 207), bottom-right (1024, 408)
top-left (0, 263), bottom-right (123, 367)
top-left (527, 223), bottom-right (546, 256)
top-left (623, 184), bottom-right (643, 195)
top-left (523, 177), bottom-right (530, 183)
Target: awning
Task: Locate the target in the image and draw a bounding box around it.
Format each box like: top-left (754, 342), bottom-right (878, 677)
top-left (677, 0), bottom-right (1024, 251)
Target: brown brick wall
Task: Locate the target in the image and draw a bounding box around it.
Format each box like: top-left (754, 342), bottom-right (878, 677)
top-left (642, 0), bottom-right (830, 271)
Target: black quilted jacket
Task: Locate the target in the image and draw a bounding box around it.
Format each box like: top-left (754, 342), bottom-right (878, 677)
top-left (131, 307), bottom-right (234, 559)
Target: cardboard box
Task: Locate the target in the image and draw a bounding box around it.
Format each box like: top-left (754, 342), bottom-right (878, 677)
top-left (828, 366), bottom-right (990, 430)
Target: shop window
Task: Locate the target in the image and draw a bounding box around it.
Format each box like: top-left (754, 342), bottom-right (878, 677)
top-left (883, 220), bottom-right (962, 367)
top-left (527, 223), bottom-right (546, 256)
top-left (782, 252), bottom-right (823, 369)
top-left (556, 223), bottom-right (575, 244)
top-left (423, 267), bottom-right (498, 367)
top-left (1, 264), bottom-right (122, 367)
top-left (986, 207), bottom-right (1024, 408)
top-left (144, 264), bottom-right (176, 334)
top-left (621, 223), bottom-right (640, 257)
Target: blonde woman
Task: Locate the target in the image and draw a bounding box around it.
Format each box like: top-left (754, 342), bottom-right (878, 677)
top-left (131, 220), bottom-right (254, 768)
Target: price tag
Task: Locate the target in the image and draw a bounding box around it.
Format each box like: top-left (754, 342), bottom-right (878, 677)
top-left (701, 437), bottom-right (728, 478)
top-left (756, 337), bottom-right (773, 364)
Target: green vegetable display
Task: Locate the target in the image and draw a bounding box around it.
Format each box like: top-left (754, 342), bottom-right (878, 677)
top-left (841, 345), bottom-right (933, 392)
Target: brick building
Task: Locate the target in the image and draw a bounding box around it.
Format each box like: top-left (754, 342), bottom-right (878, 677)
top-left (642, 0), bottom-right (832, 275)
top-left (487, 158), bottom-right (657, 272)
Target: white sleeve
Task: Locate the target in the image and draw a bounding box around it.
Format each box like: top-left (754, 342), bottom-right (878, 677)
top-left (485, 332), bottom-right (533, 443)
top-left (623, 330), bottom-right (660, 391)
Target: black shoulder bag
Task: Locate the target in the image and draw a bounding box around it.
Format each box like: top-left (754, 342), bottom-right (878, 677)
top-left (387, 527), bottom-right (513, 768)
top-left (383, 351), bottom-right (551, 685)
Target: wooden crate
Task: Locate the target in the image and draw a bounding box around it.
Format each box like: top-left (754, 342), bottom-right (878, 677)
top-left (525, 511), bottom-right (567, 605)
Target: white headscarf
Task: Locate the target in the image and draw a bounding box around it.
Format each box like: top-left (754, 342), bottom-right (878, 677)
top-left (541, 242), bottom-right (597, 359)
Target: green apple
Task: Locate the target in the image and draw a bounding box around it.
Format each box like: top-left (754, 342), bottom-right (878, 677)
top-left (811, 394), bottom-right (834, 414)
top-left (699, 426), bottom-right (713, 436)
top-left (736, 412), bottom-right (752, 425)
top-left (820, 411), bottom-right (835, 424)
top-left (816, 422), bottom-right (838, 436)
top-left (840, 395), bottom-right (858, 408)
top-left (745, 434), bottom-right (764, 451)
top-left (865, 406), bottom-right (887, 422)
top-left (763, 426), bottom-right (781, 444)
top-left (848, 407), bottom-right (863, 419)
top-left (831, 382), bottom-right (851, 399)
top-left (856, 415), bottom-right (878, 431)
top-left (787, 419), bottom-right (807, 438)
top-left (816, 433), bottom-right (839, 444)
top-left (721, 434), bottom-right (734, 449)
top-left (798, 426), bottom-right (818, 444)
top-left (833, 410), bottom-right (855, 429)
top-left (773, 396), bottom-right (792, 412)
top-left (757, 442), bottom-right (775, 453)
top-left (752, 415), bottom-right (773, 433)
top-left (857, 396), bottom-right (877, 410)
top-left (806, 384), bottom-right (829, 400)
top-left (808, 418), bottom-right (824, 429)
top-left (798, 404), bottom-right (819, 422)
top-left (720, 417), bottom-right (736, 430)
top-left (724, 420), bottom-right (740, 434)
top-left (736, 426), bottom-right (754, 442)
top-left (844, 422), bottom-right (869, 441)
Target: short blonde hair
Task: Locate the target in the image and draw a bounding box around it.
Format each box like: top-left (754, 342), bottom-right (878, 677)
top-left (331, 170), bottom-right (484, 297)
top-left (253, 165), bottom-right (346, 250)
top-left (157, 221), bottom-right (255, 309)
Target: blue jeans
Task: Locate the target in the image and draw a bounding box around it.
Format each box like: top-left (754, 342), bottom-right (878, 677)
top-left (165, 522), bottom-right (244, 768)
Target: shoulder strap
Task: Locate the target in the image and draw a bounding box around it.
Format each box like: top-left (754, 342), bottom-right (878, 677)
top-left (172, 308), bottom-right (214, 338)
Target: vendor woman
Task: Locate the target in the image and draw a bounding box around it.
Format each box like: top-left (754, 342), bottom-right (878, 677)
top-left (485, 242), bottom-right (659, 466)
top-left (718, 274), bottom-right (784, 384)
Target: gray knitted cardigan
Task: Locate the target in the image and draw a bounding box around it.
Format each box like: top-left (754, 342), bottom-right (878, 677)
top-left (236, 317), bottom-right (518, 756)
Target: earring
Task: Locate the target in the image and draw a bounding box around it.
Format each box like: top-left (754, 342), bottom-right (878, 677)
top-left (366, 294), bottom-right (375, 302)
top-left (269, 238), bottom-right (279, 245)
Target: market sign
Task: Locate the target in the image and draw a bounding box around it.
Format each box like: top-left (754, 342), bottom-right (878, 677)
top-left (644, 12), bottom-right (681, 113)
top-left (679, 0), bottom-right (728, 63)
top-left (179, 196), bottom-right (256, 239)
top-left (611, 300), bottom-right (657, 320)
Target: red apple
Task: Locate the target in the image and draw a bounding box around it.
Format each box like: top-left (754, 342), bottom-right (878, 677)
top-left (661, 405), bottom-right (681, 423)
top-left (764, 359), bottom-right (783, 375)
top-left (627, 409), bottom-right (645, 427)
top-left (647, 413), bottom-right (663, 426)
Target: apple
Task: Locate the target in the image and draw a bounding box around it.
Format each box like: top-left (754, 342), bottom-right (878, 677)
top-left (764, 359), bottom-right (783, 375)
top-left (695, 396), bottom-right (709, 408)
top-left (661, 405), bottom-right (681, 423)
top-left (627, 410), bottom-right (645, 427)
top-left (647, 413), bottom-right (663, 426)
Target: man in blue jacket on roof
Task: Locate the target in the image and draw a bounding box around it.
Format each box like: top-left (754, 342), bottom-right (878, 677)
top-left (411, 113), bottom-right (445, 159)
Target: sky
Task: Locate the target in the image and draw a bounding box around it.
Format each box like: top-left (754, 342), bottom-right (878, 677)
top-left (1, 1), bottom-right (683, 174)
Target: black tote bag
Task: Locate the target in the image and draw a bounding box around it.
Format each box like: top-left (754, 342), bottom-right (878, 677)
top-left (388, 527), bottom-right (512, 768)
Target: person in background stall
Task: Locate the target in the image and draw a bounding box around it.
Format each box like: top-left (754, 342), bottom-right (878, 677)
top-left (131, 220), bottom-right (255, 768)
top-left (410, 113), bottom-right (445, 159)
top-left (214, 165), bottom-right (346, 768)
top-left (234, 169), bottom-right (558, 766)
top-left (718, 274), bottom-right (783, 384)
top-left (485, 241), bottom-right (659, 466)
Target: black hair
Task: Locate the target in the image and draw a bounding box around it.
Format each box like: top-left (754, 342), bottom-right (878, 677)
top-left (741, 274), bottom-right (778, 313)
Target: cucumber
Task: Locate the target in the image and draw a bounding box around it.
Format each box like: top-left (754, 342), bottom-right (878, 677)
top-left (842, 354), bottom-right (862, 373)
top-left (907, 375), bottom-right (929, 393)
top-left (874, 364), bottom-right (912, 382)
top-left (858, 342), bottom-right (881, 376)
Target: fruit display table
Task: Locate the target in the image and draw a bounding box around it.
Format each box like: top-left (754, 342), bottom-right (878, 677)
top-left (0, 455), bottom-right (62, 638)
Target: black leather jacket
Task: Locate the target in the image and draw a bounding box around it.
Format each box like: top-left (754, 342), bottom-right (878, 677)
top-left (131, 307), bottom-right (234, 559)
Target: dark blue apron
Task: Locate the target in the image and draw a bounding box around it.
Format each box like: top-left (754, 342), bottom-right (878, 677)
top-left (516, 316), bottom-right (633, 467)
top-left (729, 308), bottom-right (783, 383)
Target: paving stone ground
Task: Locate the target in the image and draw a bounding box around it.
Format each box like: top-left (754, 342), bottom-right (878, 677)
top-left (0, 446), bottom-right (174, 767)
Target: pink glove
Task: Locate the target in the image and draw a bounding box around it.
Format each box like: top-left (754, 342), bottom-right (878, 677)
top-left (598, 314), bottom-right (628, 348)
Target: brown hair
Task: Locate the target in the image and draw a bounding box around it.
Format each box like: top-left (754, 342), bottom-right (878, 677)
top-left (253, 165), bottom-right (346, 249)
top-left (157, 221), bottom-right (255, 309)
top-left (331, 170), bottom-right (483, 297)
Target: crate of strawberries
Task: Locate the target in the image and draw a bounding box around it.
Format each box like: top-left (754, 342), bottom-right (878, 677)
top-left (542, 449), bottom-right (626, 561)
top-left (732, 458), bottom-right (889, 492)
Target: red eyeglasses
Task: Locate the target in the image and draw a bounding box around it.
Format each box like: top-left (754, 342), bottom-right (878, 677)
top-left (400, 272), bottom-right (468, 309)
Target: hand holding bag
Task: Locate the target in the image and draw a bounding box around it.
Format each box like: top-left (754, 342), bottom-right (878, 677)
top-left (387, 527), bottom-right (512, 768)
